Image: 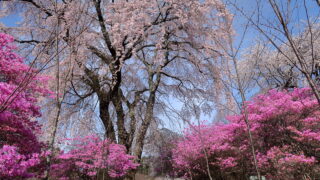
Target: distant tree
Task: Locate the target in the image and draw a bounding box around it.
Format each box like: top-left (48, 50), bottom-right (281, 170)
top-left (145, 128), bottom-right (180, 177)
top-left (229, 0), bottom-right (320, 103)
top-left (239, 23), bottom-right (320, 91)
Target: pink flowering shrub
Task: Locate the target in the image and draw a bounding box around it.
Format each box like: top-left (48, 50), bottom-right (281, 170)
top-left (0, 33), bottom-right (51, 179)
top-left (50, 135), bottom-right (139, 180)
top-left (0, 33), bottom-right (138, 179)
top-left (172, 88), bottom-right (320, 179)
top-left (229, 88), bottom-right (320, 179)
top-left (0, 145), bottom-right (44, 179)
top-left (0, 33), bottom-right (51, 154)
top-left (172, 124), bottom-right (239, 179)
top-left (257, 146), bottom-right (317, 179)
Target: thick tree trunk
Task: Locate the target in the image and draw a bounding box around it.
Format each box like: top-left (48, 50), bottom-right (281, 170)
top-left (112, 91), bottom-right (129, 148)
top-left (134, 90), bottom-right (156, 162)
top-left (99, 98), bottom-right (116, 142)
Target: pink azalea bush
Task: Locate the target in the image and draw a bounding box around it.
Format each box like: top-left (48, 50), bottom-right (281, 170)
top-left (172, 124), bottom-right (238, 179)
top-left (0, 33), bottom-right (51, 154)
top-left (0, 145), bottom-right (43, 179)
top-left (50, 135), bottom-right (139, 180)
top-left (0, 33), bottom-right (51, 178)
top-left (172, 88), bottom-right (320, 179)
top-left (0, 33), bottom-right (138, 179)
top-left (257, 146), bottom-right (317, 179)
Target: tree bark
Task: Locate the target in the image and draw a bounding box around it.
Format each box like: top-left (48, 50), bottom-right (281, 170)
top-left (133, 92), bottom-right (156, 161)
top-left (99, 97), bottom-right (116, 142)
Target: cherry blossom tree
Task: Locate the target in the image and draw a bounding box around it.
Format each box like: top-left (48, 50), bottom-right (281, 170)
top-left (0, 0), bottom-right (232, 163)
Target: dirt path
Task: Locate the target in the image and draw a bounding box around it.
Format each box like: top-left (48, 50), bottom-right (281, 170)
top-left (134, 173), bottom-right (184, 180)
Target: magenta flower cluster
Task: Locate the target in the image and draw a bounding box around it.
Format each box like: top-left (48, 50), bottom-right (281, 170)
top-left (50, 135), bottom-right (139, 179)
top-left (0, 145), bottom-right (41, 178)
top-left (0, 33), bottom-right (51, 178)
top-left (172, 88), bottom-right (320, 179)
top-left (0, 33), bottom-right (138, 179)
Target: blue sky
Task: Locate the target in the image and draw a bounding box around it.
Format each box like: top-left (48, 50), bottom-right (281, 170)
top-left (0, 13), bottom-right (20, 27)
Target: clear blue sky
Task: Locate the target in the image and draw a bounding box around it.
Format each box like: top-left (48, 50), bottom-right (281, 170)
top-left (0, 13), bottom-right (20, 27)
